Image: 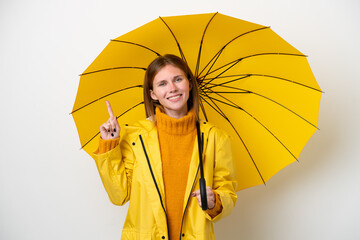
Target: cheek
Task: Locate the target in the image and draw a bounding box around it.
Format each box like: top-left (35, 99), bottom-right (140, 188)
top-left (150, 90), bottom-right (158, 100)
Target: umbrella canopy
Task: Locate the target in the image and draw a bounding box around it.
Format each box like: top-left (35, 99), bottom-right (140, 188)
top-left (72, 12), bottom-right (322, 191)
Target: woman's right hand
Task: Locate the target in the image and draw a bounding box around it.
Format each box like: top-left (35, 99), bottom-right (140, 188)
top-left (100, 101), bottom-right (121, 140)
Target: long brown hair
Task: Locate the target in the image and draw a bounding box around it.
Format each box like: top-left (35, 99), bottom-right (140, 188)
top-left (143, 54), bottom-right (199, 121)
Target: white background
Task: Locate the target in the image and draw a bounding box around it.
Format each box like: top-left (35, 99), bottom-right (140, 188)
top-left (1, 0), bottom-right (359, 239)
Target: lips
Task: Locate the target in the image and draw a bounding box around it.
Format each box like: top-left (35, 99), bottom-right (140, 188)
top-left (167, 94), bottom-right (182, 101)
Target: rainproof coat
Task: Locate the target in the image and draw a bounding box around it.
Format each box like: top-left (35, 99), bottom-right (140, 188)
top-left (91, 119), bottom-right (237, 240)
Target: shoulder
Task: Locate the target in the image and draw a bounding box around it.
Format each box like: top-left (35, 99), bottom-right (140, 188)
top-left (200, 120), bottom-right (230, 143)
top-left (120, 119), bottom-right (156, 140)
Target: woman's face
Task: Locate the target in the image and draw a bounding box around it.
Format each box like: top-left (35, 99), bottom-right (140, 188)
top-left (150, 64), bottom-right (192, 119)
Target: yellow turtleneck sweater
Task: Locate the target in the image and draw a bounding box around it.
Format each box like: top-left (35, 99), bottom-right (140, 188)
top-left (97, 109), bottom-right (222, 240)
top-left (156, 108), bottom-right (197, 240)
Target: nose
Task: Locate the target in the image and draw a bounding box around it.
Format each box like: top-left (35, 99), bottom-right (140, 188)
top-left (168, 82), bottom-right (177, 92)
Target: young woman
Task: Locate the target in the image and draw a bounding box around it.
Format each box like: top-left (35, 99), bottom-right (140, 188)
top-left (92, 54), bottom-right (237, 240)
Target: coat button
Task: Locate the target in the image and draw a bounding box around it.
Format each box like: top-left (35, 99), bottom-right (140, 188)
top-left (161, 236), bottom-right (165, 239)
top-left (182, 233), bottom-right (185, 237)
top-left (203, 122), bottom-right (207, 124)
top-left (132, 142), bottom-right (135, 145)
top-left (125, 124), bottom-right (128, 126)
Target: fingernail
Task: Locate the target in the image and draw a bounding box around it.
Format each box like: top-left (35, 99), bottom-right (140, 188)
top-left (113, 128), bottom-right (116, 132)
top-left (108, 130), bottom-right (110, 132)
top-left (111, 133), bottom-right (114, 137)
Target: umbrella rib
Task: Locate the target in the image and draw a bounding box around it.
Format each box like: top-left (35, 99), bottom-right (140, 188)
top-left (205, 92), bottom-right (300, 162)
top-left (110, 40), bottom-right (161, 56)
top-left (198, 48), bottom-right (224, 83)
top-left (159, 16), bottom-right (187, 64)
top-left (71, 85), bottom-right (143, 114)
top-left (200, 84), bottom-right (244, 111)
top-left (199, 99), bottom-right (208, 122)
top-left (195, 12), bottom-right (218, 78)
top-left (80, 101), bottom-right (144, 149)
top-left (202, 53), bottom-right (307, 87)
top-left (199, 89), bottom-right (227, 118)
top-left (205, 74), bottom-right (323, 93)
top-left (200, 94), bottom-right (266, 185)
top-left (210, 53), bottom-right (307, 77)
top-left (204, 83), bottom-right (319, 129)
top-left (80, 67), bottom-right (146, 76)
top-left (201, 58), bottom-right (243, 88)
top-left (205, 74), bottom-right (251, 88)
top-left (198, 26), bottom-right (270, 78)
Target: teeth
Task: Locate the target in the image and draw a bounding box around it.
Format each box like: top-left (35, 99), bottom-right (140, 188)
top-left (168, 95), bottom-right (180, 100)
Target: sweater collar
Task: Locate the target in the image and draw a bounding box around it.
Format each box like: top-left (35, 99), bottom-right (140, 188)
top-left (156, 107), bottom-right (196, 135)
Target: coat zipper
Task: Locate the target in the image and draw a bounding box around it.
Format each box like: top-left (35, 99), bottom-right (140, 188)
top-left (178, 132), bottom-right (204, 239)
top-left (139, 135), bottom-right (169, 238)
top-left (179, 164), bottom-right (200, 239)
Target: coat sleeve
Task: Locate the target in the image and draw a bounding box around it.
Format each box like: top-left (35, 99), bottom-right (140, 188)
top-left (206, 131), bottom-right (238, 222)
top-left (91, 131), bottom-right (135, 206)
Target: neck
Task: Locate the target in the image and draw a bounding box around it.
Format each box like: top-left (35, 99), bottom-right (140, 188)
top-left (156, 107), bottom-right (196, 135)
top-left (163, 107), bottom-right (188, 119)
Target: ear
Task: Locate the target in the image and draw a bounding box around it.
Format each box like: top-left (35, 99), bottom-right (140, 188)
top-left (150, 90), bottom-right (158, 100)
top-left (189, 80), bottom-right (193, 90)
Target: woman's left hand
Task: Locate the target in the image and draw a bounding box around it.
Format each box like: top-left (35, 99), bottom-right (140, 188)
top-left (191, 186), bottom-right (216, 210)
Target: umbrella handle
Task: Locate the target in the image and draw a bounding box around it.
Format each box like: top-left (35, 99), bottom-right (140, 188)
top-left (199, 177), bottom-right (208, 210)
top-left (196, 121), bottom-right (208, 210)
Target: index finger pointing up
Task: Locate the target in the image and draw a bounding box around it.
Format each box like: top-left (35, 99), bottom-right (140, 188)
top-left (106, 101), bottom-right (114, 118)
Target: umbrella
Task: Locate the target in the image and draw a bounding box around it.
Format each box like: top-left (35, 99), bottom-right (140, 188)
top-left (71, 12), bottom-right (322, 192)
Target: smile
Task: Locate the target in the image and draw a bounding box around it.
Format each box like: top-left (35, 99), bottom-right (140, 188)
top-left (167, 94), bottom-right (182, 101)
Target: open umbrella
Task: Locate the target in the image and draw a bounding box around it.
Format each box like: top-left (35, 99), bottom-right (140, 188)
top-left (72, 12), bottom-right (322, 193)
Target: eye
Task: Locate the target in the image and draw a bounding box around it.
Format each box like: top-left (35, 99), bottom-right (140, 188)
top-left (158, 81), bottom-right (166, 87)
top-left (175, 77), bottom-right (183, 82)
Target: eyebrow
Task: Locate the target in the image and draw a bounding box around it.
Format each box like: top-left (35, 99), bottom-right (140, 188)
top-left (172, 75), bottom-right (184, 79)
top-left (157, 74), bottom-right (185, 83)
top-left (157, 75), bottom-right (184, 83)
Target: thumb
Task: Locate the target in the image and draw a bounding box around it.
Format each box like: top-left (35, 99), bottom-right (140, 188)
top-left (192, 190), bottom-right (199, 197)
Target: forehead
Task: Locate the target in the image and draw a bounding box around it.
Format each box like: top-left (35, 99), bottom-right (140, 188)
top-left (153, 64), bottom-right (186, 82)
